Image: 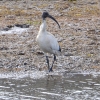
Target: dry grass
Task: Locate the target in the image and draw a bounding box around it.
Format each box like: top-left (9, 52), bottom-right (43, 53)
top-left (0, 0), bottom-right (99, 27)
top-left (67, 5), bottom-right (100, 17)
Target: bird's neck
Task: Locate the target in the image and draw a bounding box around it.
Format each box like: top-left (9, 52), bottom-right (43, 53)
top-left (39, 20), bottom-right (47, 33)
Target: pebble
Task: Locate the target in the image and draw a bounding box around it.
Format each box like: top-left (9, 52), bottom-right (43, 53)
top-left (64, 52), bottom-right (73, 56)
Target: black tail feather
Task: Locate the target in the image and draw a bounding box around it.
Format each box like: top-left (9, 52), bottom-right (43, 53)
top-left (59, 46), bottom-right (61, 52)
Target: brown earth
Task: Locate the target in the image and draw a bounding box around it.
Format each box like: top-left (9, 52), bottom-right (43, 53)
top-left (0, 0), bottom-right (100, 73)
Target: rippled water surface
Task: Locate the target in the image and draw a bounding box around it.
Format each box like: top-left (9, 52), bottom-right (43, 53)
top-left (0, 71), bottom-right (100, 100)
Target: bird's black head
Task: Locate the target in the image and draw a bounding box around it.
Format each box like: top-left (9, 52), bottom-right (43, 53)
top-left (42, 11), bottom-right (49, 20)
top-left (42, 11), bottom-right (60, 29)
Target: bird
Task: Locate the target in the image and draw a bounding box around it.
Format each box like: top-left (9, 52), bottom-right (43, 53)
top-left (36, 11), bottom-right (61, 72)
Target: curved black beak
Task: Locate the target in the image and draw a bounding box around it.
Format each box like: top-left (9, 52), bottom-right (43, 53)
top-left (48, 15), bottom-right (60, 29)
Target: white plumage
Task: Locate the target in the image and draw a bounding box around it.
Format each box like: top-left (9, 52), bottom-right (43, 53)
top-left (36, 11), bottom-right (61, 72)
top-left (36, 20), bottom-right (60, 55)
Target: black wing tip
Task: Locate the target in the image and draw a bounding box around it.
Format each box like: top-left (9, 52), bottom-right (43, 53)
top-left (59, 46), bottom-right (61, 52)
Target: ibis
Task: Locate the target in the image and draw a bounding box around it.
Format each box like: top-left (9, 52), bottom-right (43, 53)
top-left (36, 11), bottom-right (61, 72)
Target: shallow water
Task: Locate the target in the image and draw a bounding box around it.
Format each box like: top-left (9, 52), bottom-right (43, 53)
top-left (0, 71), bottom-right (100, 100)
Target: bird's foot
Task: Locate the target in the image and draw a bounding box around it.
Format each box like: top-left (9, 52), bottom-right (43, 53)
top-left (49, 67), bottom-right (53, 72)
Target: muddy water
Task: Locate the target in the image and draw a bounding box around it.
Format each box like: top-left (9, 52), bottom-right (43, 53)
top-left (0, 72), bottom-right (100, 100)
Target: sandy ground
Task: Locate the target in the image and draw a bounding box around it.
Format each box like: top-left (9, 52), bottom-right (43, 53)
top-left (0, 0), bottom-right (100, 73)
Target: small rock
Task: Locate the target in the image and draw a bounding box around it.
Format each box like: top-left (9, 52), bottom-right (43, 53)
top-left (24, 63), bottom-right (27, 65)
top-left (88, 41), bottom-right (96, 45)
top-left (93, 59), bottom-right (100, 64)
top-left (18, 52), bottom-right (25, 55)
top-left (36, 51), bottom-right (44, 55)
top-left (0, 47), bottom-right (8, 50)
top-left (69, 37), bottom-right (75, 41)
top-left (15, 24), bottom-right (30, 28)
top-left (88, 2), bottom-right (97, 5)
top-left (64, 52), bottom-right (73, 56)
top-left (7, 25), bottom-right (13, 28)
top-left (3, 27), bottom-right (10, 31)
top-left (5, 15), bottom-right (16, 20)
top-left (88, 29), bottom-right (96, 34)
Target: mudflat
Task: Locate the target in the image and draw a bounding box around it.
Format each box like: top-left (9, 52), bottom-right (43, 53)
top-left (0, 0), bottom-right (100, 73)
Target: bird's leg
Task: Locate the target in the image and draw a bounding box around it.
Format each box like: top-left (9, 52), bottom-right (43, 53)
top-left (49, 54), bottom-right (56, 72)
top-left (46, 56), bottom-right (50, 70)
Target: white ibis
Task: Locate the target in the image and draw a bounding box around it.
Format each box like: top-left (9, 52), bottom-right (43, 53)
top-left (36, 11), bottom-right (61, 72)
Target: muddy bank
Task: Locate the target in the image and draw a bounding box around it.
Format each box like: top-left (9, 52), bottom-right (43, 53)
top-left (0, 0), bottom-right (100, 73)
